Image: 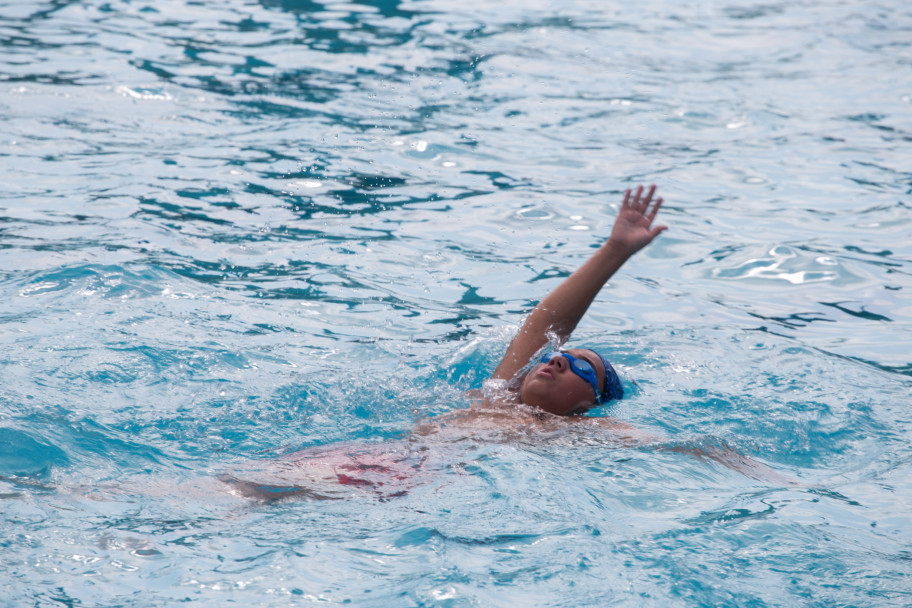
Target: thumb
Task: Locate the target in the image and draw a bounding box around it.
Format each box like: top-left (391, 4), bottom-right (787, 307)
top-left (649, 225), bottom-right (668, 238)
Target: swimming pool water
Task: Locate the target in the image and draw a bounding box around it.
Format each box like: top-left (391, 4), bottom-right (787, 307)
top-left (2, 0), bottom-right (911, 606)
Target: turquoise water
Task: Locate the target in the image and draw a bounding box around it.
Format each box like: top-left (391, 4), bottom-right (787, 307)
top-left (2, 0), bottom-right (911, 605)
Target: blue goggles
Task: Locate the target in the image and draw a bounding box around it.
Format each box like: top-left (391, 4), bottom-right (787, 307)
top-left (540, 351), bottom-right (604, 405)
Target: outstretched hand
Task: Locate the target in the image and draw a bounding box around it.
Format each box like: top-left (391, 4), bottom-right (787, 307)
top-left (608, 184), bottom-right (668, 257)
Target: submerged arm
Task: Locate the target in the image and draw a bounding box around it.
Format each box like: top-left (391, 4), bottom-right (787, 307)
top-left (586, 419), bottom-right (798, 485)
top-left (490, 184), bottom-right (667, 382)
top-left (660, 441), bottom-right (800, 485)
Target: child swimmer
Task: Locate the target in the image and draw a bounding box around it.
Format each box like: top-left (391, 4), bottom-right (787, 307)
top-left (63, 185), bottom-right (790, 504)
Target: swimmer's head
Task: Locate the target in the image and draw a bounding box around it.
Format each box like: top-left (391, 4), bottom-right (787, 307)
top-left (518, 347), bottom-right (623, 416)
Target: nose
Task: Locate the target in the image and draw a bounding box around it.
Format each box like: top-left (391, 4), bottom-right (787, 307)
top-left (545, 354), bottom-right (566, 371)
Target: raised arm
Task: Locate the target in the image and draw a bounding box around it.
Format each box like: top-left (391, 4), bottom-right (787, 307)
top-left (490, 184), bottom-right (667, 382)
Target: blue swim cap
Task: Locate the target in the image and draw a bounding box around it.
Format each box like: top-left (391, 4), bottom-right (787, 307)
top-left (592, 350), bottom-right (624, 403)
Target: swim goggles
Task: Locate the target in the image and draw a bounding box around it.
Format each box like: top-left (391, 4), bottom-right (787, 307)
top-left (540, 351), bottom-right (604, 405)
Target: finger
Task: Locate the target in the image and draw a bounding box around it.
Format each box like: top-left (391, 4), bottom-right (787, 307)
top-left (649, 225), bottom-right (668, 238)
top-left (646, 196), bottom-right (663, 223)
top-left (632, 185), bottom-right (644, 210)
top-left (640, 184), bottom-right (655, 212)
top-left (622, 188), bottom-right (632, 209)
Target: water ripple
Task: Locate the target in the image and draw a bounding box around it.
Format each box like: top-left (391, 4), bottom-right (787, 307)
top-left (2, 0), bottom-right (911, 606)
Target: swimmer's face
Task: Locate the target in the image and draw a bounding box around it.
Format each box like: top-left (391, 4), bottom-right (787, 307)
top-left (519, 349), bottom-right (606, 416)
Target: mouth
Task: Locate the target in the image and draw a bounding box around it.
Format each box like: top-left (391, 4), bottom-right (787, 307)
top-left (537, 368), bottom-right (554, 379)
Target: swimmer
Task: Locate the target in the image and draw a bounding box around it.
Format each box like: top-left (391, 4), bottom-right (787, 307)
top-left (42, 184), bottom-right (789, 507)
